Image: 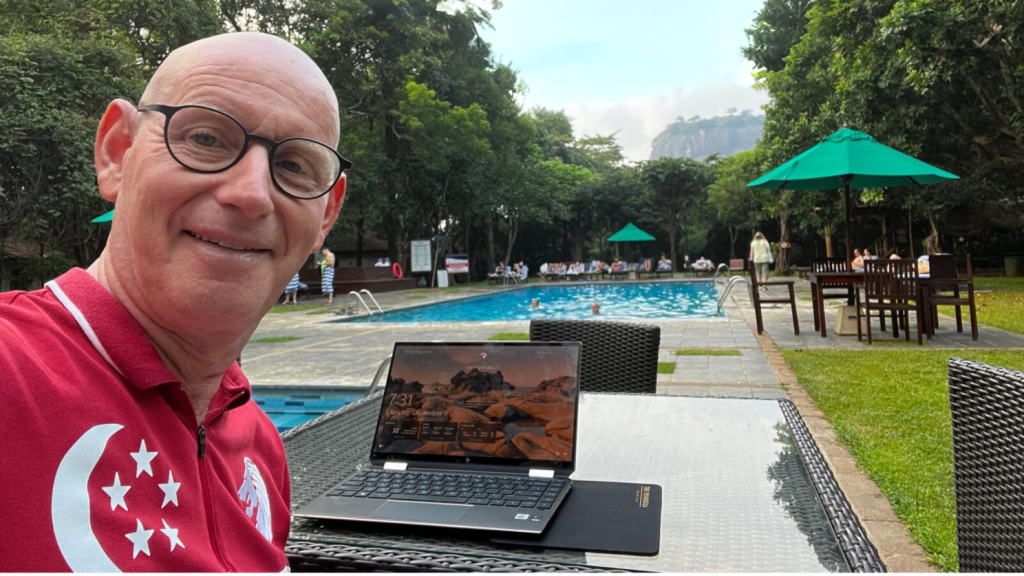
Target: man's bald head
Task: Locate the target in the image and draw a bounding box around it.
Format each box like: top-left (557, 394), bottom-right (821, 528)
top-left (91, 31), bottom-right (347, 344)
top-left (141, 33), bottom-right (340, 145)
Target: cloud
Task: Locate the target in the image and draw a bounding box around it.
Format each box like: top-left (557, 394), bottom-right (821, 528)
top-left (559, 81), bottom-right (769, 163)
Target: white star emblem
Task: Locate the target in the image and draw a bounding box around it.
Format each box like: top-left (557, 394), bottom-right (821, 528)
top-left (130, 440), bottom-right (158, 478)
top-left (158, 470), bottom-right (181, 508)
top-left (160, 519), bottom-right (185, 552)
top-left (125, 518), bottom-right (154, 559)
top-left (101, 472), bottom-right (131, 511)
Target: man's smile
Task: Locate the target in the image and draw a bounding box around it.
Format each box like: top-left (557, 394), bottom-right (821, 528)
top-left (184, 229), bottom-right (270, 253)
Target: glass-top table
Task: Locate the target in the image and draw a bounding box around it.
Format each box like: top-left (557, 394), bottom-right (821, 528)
top-left (282, 392), bottom-right (884, 572)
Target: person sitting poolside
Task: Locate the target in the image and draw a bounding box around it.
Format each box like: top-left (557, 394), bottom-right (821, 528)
top-left (610, 258), bottom-right (624, 273)
top-left (691, 257), bottom-right (713, 271)
top-left (539, 262), bottom-right (549, 275)
top-left (658, 254), bottom-right (673, 271)
top-left (374, 257), bottom-right (387, 267)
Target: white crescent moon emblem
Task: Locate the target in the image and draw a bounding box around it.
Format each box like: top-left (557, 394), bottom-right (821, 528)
top-left (51, 424), bottom-right (124, 572)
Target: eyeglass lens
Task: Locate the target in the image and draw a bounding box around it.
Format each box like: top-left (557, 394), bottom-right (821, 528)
top-left (165, 106), bottom-right (342, 198)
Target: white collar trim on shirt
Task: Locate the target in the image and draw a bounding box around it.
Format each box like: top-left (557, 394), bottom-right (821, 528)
top-left (45, 279), bottom-right (125, 378)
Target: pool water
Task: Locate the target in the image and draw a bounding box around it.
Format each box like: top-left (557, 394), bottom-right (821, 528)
top-left (252, 389), bottom-right (362, 432)
top-left (344, 281), bottom-right (721, 322)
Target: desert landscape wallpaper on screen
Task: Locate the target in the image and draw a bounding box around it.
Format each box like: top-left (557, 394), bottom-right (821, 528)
top-left (375, 345), bottom-right (579, 462)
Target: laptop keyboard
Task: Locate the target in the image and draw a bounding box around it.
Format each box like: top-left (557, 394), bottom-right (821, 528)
top-left (326, 469), bottom-right (568, 509)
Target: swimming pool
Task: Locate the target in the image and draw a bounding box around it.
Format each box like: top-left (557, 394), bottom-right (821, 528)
top-left (252, 388), bottom-right (363, 432)
top-left (342, 281), bottom-right (721, 322)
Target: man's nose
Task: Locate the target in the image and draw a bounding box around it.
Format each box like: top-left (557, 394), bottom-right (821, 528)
top-left (213, 142), bottom-right (276, 218)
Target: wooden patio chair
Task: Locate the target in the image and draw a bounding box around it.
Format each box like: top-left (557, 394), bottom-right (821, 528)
top-left (810, 257), bottom-right (855, 332)
top-left (748, 261), bottom-right (799, 336)
top-left (925, 254), bottom-right (978, 340)
top-left (855, 259), bottom-right (923, 345)
top-left (729, 259), bottom-right (745, 273)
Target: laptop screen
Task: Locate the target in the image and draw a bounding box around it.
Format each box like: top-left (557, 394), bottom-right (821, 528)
top-left (370, 342), bottom-right (581, 469)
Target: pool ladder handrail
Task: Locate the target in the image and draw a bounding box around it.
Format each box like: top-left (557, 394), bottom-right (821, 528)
top-left (366, 354), bottom-right (393, 397)
top-left (717, 275), bottom-right (752, 314)
top-left (713, 263), bottom-right (732, 285)
top-left (346, 291), bottom-right (374, 316)
top-left (360, 289), bottom-right (384, 313)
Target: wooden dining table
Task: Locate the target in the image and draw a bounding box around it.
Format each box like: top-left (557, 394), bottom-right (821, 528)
top-left (807, 271), bottom-right (936, 339)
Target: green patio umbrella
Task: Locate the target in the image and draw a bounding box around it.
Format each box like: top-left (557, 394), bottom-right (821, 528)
top-left (608, 223), bottom-right (655, 262)
top-left (748, 128), bottom-right (958, 267)
top-left (91, 209), bottom-right (114, 224)
top-left (607, 223), bottom-right (655, 242)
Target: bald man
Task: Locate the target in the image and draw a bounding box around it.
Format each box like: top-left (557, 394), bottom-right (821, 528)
top-left (0, 33), bottom-right (347, 571)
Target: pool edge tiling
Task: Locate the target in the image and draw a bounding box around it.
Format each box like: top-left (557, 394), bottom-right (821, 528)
top-left (336, 280), bottom-right (722, 323)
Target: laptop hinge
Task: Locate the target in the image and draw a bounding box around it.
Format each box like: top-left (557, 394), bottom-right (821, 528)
top-left (529, 469), bottom-right (555, 478)
top-left (383, 462), bottom-right (408, 471)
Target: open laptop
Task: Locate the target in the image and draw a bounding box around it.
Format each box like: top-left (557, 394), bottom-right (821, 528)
top-left (295, 341), bottom-right (582, 534)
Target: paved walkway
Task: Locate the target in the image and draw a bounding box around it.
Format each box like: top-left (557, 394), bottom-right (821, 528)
top-left (244, 286), bottom-right (788, 400)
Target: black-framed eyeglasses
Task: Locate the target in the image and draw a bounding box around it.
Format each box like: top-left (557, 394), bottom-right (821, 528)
top-left (138, 104), bottom-right (351, 200)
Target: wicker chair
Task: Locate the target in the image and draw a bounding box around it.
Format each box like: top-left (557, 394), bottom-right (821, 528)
top-left (948, 359), bottom-right (1024, 572)
top-left (529, 319), bottom-right (660, 394)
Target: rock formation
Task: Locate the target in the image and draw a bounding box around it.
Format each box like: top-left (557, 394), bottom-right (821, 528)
top-left (650, 112), bottom-right (764, 161)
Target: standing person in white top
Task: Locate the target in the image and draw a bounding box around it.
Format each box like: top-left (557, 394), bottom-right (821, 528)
top-left (750, 232), bottom-right (774, 286)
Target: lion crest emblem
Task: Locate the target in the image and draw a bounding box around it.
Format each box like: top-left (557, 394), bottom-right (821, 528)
top-left (237, 457), bottom-right (273, 542)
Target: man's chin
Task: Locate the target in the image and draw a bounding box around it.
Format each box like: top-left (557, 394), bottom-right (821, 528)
top-left (154, 287), bottom-right (271, 335)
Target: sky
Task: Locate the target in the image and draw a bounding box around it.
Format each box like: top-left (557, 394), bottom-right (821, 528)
top-left (476, 0), bottom-right (770, 162)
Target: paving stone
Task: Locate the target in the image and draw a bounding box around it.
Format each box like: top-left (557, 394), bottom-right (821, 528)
top-left (751, 388), bottom-right (788, 400)
top-left (708, 386), bottom-right (753, 399)
top-left (847, 492), bottom-right (899, 522)
top-left (663, 386), bottom-right (710, 397)
top-left (883, 554), bottom-right (937, 573)
top-left (834, 472), bottom-right (885, 497)
top-left (862, 521), bottom-right (927, 557)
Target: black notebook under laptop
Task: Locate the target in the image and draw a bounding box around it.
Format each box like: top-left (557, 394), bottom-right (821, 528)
top-left (492, 480), bottom-right (662, 556)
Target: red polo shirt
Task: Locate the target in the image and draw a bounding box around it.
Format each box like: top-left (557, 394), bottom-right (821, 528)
top-left (0, 268), bottom-right (291, 572)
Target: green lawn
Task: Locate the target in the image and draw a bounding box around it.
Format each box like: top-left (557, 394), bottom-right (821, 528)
top-left (675, 349), bottom-right (741, 356)
top-left (657, 362), bottom-right (676, 374)
top-left (938, 277), bottom-right (1024, 335)
top-left (782, 349), bottom-right (1024, 571)
top-left (251, 336), bottom-right (305, 343)
top-left (488, 332), bottom-right (530, 341)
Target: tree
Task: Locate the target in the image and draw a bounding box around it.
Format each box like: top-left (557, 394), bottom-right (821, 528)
top-left (707, 150), bottom-right (764, 258)
top-left (0, 7), bottom-right (149, 284)
top-left (640, 157), bottom-right (716, 267)
top-left (751, 0), bottom-right (1024, 262)
top-left (742, 0), bottom-right (814, 73)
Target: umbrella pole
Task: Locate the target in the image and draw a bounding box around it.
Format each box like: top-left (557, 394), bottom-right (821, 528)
top-left (844, 178), bottom-right (853, 269)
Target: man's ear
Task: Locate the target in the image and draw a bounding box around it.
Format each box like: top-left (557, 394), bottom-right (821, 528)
top-left (313, 173), bottom-right (347, 249)
top-left (95, 100), bottom-right (137, 202)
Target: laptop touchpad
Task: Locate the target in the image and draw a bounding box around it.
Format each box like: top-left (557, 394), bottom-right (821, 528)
top-left (370, 501), bottom-right (471, 523)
